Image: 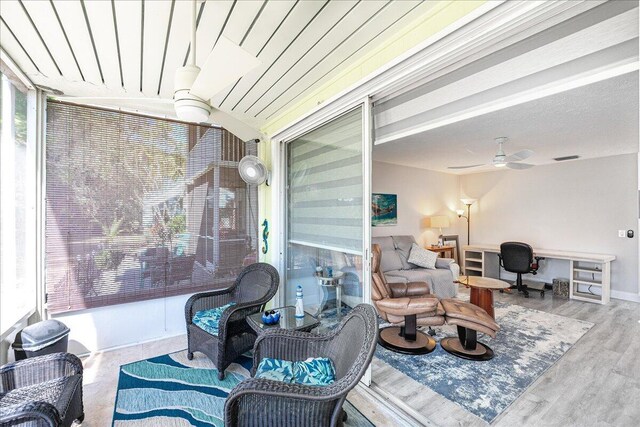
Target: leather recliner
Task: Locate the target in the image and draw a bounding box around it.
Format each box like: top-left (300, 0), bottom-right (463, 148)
top-left (371, 244), bottom-right (444, 354)
top-left (372, 243), bottom-right (501, 361)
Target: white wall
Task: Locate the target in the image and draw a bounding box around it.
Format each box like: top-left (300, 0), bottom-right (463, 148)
top-left (51, 294), bottom-right (190, 355)
top-left (460, 154), bottom-right (639, 295)
top-left (372, 161), bottom-right (462, 246)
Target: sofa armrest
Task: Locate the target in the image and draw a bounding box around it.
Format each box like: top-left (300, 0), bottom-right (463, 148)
top-left (435, 258), bottom-right (454, 268)
top-left (384, 274), bottom-right (407, 285)
top-left (436, 258), bottom-right (460, 278)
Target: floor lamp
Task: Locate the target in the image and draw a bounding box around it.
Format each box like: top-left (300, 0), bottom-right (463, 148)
top-left (457, 199), bottom-right (476, 245)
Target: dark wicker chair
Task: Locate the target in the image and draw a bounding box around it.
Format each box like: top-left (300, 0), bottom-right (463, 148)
top-left (0, 352), bottom-right (84, 426)
top-left (185, 262), bottom-right (279, 380)
top-left (224, 304), bottom-right (378, 427)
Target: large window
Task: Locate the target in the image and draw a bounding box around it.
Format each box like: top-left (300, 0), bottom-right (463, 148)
top-left (45, 101), bottom-right (257, 313)
top-left (0, 71), bottom-right (36, 334)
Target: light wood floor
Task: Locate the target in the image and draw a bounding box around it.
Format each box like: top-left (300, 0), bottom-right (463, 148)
top-left (372, 287), bottom-right (640, 426)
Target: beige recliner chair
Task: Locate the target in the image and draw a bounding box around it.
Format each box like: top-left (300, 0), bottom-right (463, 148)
top-left (372, 244), bottom-right (501, 360)
top-left (371, 244), bottom-right (445, 354)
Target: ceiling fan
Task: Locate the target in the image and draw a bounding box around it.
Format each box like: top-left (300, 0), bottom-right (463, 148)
top-left (448, 137), bottom-right (535, 170)
top-left (52, 0), bottom-right (262, 141)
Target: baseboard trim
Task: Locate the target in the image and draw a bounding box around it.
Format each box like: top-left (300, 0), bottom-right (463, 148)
top-left (611, 290), bottom-right (640, 303)
top-left (77, 332), bottom-right (186, 358)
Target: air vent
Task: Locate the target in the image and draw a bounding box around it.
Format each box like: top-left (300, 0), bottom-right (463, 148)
top-left (553, 155), bottom-right (580, 162)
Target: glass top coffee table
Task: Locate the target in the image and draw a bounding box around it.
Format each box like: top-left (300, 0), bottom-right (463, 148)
top-left (247, 306), bottom-right (320, 334)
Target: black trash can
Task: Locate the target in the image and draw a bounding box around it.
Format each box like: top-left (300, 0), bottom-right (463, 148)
top-left (12, 319), bottom-right (70, 360)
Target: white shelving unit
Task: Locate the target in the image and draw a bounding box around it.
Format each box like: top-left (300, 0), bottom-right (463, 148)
top-left (463, 250), bottom-right (484, 276)
top-left (462, 245), bottom-right (614, 305)
top-left (570, 261), bottom-right (610, 304)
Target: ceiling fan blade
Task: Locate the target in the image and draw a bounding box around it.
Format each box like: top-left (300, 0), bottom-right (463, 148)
top-left (190, 37), bottom-right (261, 101)
top-left (504, 149), bottom-right (534, 162)
top-left (209, 109), bottom-right (261, 141)
top-left (505, 162), bottom-right (534, 170)
top-left (447, 164), bottom-right (485, 170)
top-left (52, 96), bottom-right (176, 116)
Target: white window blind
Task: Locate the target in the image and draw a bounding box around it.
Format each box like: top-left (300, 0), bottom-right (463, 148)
top-left (287, 108), bottom-right (363, 254)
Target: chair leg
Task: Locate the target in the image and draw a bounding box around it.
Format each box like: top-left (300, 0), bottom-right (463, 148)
top-left (517, 273), bottom-right (529, 297)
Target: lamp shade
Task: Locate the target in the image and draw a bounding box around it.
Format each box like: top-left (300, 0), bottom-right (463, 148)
top-left (460, 198), bottom-right (476, 206)
top-left (429, 215), bottom-right (450, 229)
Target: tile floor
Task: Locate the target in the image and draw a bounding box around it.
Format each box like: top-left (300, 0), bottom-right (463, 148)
top-left (80, 334), bottom-right (404, 426)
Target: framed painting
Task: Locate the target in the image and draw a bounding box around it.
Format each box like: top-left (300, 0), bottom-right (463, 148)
top-left (442, 234), bottom-right (460, 263)
top-left (372, 193), bottom-right (397, 226)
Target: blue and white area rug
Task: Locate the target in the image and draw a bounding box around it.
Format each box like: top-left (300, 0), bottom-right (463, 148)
top-left (375, 301), bottom-right (593, 424)
top-left (113, 350), bottom-right (373, 426)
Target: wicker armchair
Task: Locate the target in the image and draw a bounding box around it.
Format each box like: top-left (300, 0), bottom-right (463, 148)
top-left (185, 262), bottom-right (279, 379)
top-left (0, 352), bottom-right (84, 426)
top-left (224, 304), bottom-right (378, 427)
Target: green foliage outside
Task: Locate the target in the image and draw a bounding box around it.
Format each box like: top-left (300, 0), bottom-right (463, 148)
top-left (47, 103), bottom-right (189, 239)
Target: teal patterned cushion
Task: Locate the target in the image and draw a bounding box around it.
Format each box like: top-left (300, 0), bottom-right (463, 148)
top-left (192, 302), bottom-right (236, 336)
top-left (254, 357), bottom-right (336, 386)
top-left (294, 357), bottom-right (336, 386)
top-left (255, 358), bottom-right (295, 382)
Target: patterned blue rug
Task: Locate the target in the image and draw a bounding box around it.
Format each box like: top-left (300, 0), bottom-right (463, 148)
top-left (113, 350), bottom-right (373, 426)
top-left (375, 301), bottom-right (593, 424)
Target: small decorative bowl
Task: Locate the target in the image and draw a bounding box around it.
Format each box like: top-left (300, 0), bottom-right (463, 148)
top-left (261, 310), bottom-right (281, 325)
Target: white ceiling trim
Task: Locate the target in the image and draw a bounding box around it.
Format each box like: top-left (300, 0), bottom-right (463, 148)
top-left (268, 0), bottom-right (603, 142)
top-left (375, 59), bottom-right (639, 146)
top-left (375, 7), bottom-right (639, 131)
top-left (0, 47), bottom-right (34, 90)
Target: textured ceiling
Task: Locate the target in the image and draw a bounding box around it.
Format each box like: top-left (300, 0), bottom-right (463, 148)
top-left (372, 71), bottom-right (639, 174)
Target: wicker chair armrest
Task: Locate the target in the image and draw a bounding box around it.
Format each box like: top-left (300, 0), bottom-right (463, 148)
top-left (250, 328), bottom-right (334, 374)
top-left (215, 299), bottom-right (271, 345)
top-left (0, 353), bottom-right (83, 392)
top-left (0, 401), bottom-right (62, 426)
top-left (184, 287), bottom-right (235, 324)
top-left (225, 377), bottom-right (349, 423)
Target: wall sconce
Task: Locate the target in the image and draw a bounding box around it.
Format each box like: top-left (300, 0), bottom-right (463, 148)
top-left (457, 199), bottom-right (476, 245)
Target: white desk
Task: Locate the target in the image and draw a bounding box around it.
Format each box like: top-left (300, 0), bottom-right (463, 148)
top-left (463, 244), bottom-right (615, 305)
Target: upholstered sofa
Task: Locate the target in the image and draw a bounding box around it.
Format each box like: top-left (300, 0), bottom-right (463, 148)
top-left (372, 235), bottom-right (459, 298)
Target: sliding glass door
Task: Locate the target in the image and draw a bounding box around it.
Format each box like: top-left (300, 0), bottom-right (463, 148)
top-left (284, 106), bottom-right (370, 333)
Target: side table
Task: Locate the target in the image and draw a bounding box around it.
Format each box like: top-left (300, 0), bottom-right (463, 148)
top-left (246, 306), bottom-right (320, 335)
top-left (316, 271), bottom-right (345, 319)
top-left (427, 245), bottom-right (456, 259)
top-left (456, 275), bottom-right (510, 319)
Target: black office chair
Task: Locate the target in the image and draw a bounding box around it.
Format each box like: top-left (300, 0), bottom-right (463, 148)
top-left (499, 242), bottom-right (544, 298)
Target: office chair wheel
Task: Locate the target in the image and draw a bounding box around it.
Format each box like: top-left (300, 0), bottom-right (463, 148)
top-left (540, 291), bottom-right (545, 297)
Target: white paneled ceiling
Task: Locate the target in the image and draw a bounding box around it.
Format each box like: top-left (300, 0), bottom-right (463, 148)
top-left (0, 0), bottom-right (433, 129)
